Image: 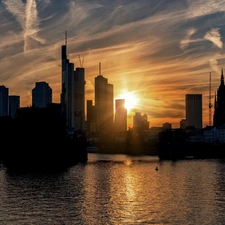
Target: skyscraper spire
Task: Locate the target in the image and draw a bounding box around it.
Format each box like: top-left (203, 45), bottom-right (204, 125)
top-left (99, 62), bottom-right (101, 76)
top-left (65, 31), bottom-right (67, 46)
top-left (61, 32), bottom-right (67, 60)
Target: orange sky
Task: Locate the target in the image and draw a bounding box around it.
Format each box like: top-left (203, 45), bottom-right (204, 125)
top-left (0, 0), bottom-right (225, 128)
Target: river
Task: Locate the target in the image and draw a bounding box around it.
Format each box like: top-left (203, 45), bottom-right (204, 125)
top-left (0, 153), bottom-right (225, 224)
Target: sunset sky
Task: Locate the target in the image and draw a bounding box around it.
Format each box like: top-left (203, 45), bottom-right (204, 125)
top-left (0, 0), bottom-right (225, 128)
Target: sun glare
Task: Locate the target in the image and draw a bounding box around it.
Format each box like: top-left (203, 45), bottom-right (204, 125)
top-left (119, 92), bottom-right (139, 111)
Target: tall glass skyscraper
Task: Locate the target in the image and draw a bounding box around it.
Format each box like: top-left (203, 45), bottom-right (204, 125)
top-left (60, 33), bottom-right (85, 131)
top-left (95, 63), bottom-right (114, 133)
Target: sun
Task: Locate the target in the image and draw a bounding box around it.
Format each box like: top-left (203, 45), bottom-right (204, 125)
top-left (118, 92), bottom-right (139, 112)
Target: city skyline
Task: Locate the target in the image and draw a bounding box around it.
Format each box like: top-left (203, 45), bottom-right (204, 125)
top-left (1, 0), bottom-right (225, 128)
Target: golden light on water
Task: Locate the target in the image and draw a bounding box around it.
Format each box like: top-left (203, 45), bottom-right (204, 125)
top-left (124, 159), bottom-right (132, 166)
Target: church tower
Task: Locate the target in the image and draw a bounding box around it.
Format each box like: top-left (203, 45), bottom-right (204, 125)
top-left (213, 68), bottom-right (225, 127)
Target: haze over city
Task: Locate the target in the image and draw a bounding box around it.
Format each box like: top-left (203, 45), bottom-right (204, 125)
top-left (0, 0), bottom-right (224, 128)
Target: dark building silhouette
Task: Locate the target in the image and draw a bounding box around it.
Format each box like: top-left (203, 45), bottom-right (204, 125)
top-left (86, 100), bottom-right (97, 133)
top-left (60, 32), bottom-right (85, 131)
top-left (32, 81), bottom-right (52, 108)
top-left (162, 122), bottom-right (172, 130)
top-left (185, 94), bottom-right (202, 129)
top-left (0, 85), bottom-right (9, 116)
top-left (94, 63), bottom-right (114, 133)
top-left (213, 68), bottom-right (225, 127)
top-left (9, 95), bottom-right (20, 117)
top-left (133, 112), bottom-right (149, 131)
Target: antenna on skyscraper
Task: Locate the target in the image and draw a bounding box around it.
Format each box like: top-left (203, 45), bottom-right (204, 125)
top-left (99, 62), bottom-right (101, 75)
top-left (65, 31), bottom-right (67, 46)
top-left (209, 72), bottom-right (213, 126)
top-left (78, 55), bottom-right (84, 67)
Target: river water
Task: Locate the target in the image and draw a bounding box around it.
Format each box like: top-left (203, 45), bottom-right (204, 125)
top-left (0, 153), bottom-right (225, 225)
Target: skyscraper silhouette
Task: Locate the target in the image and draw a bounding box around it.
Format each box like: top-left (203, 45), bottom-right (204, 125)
top-left (115, 99), bottom-right (127, 132)
top-left (0, 85), bottom-right (8, 116)
top-left (60, 32), bottom-right (85, 131)
top-left (32, 81), bottom-right (52, 108)
top-left (94, 63), bottom-right (114, 133)
top-left (86, 100), bottom-right (96, 133)
top-left (9, 95), bottom-right (20, 117)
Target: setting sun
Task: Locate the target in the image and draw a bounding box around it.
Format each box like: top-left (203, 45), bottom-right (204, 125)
top-left (118, 92), bottom-right (139, 112)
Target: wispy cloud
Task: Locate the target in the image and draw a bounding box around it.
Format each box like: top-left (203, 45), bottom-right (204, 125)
top-left (187, 0), bottom-right (225, 18)
top-left (180, 28), bottom-right (197, 49)
top-left (204, 28), bottom-right (223, 49)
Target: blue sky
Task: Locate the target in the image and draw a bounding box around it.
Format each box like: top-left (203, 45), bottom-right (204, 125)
top-left (0, 0), bottom-right (225, 128)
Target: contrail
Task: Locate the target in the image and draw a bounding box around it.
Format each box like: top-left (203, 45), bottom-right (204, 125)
top-left (2, 0), bottom-right (25, 29)
top-left (3, 0), bottom-right (45, 53)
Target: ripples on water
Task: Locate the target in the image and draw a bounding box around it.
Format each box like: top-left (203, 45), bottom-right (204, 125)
top-left (0, 154), bottom-right (225, 224)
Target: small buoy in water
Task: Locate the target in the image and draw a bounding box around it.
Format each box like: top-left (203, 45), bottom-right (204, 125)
top-left (155, 166), bottom-right (158, 171)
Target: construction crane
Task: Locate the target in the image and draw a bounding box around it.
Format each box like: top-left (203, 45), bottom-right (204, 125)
top-left (209, 72), bottom-right (213, 126)
top-left (78, 55), bottom-right (84, 68)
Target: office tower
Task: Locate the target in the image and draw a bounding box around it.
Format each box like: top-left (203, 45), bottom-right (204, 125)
top-left (60, 32), bottom-right (86, 131)
top-left (0, 85), bottom-right (8, 116)
top-left (9, 95), bottom-right (20, 117)
top-left (213, 69), bottom-right (225, 127)
top-left (185, 94), bottom-right (202, 129)
top-left (32, 81), bottom-right (52, 108)
top-left (115, 99), bottom-right (127, 132)
top-left (95, 63), bottom-right (114, 133)
top-left (133, 112), bottom-right (149, 131)
top-left (74, 67), bottom-right (85, 130)
top-left (86, 100), bottom-right (97, 133)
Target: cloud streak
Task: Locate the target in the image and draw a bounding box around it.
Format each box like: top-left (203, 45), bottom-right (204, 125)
top-left (2, 0), bottom-right (45, 52)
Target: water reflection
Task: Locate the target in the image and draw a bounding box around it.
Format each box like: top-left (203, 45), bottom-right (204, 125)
top-left (0, 155), bottom-right (225, 224)
top-left (2, 167), bottom-right (87, 224)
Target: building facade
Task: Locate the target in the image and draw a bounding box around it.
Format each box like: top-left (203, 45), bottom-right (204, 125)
top-left (86, 100), bottom-right (97, 133)
top-left (114, 99), bottom-right (127, 132)
top-left (185, 94), bottom-right (202, 129)
top-left (0, 85), bottom-right (8, 116)
top-left (133, 112), bottom-right (149, 131)
top-left (74, 67), bottom-right (85, 130)
top-left (32, 81), bottom-right (52, 108)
